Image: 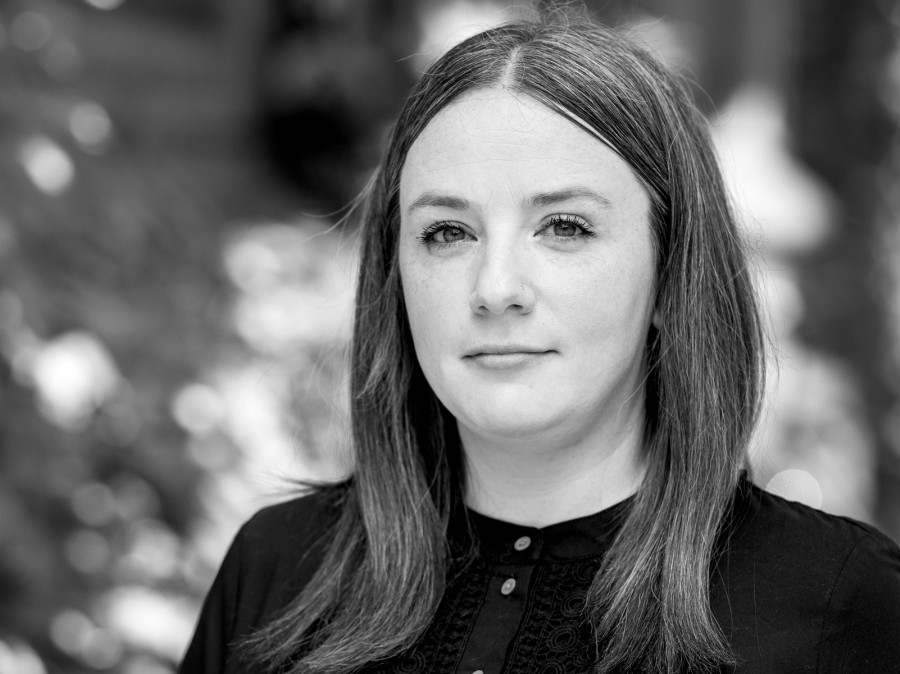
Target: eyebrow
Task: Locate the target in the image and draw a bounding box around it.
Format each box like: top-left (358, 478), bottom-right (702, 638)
top-left (406, 191), bottom-right (473, 215)
top-left (528, 188), bottom-right (612, 209)
top-left (404, 186), bottom-right (612, 216)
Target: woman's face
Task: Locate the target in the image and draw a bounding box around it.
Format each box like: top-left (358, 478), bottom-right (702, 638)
top-left (399, 87), bottom-right (657, 450)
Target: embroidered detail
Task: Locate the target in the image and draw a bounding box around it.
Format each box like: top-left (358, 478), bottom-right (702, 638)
top-left (363, 556), bottom-right (604, 673)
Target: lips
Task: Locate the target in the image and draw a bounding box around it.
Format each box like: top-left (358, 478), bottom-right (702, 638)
top-left (464, 347), bottom-right (553, 371)
top-left (465, 345), bottom-right (550, 357)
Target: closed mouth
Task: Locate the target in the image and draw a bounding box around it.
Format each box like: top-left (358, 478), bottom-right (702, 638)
top-left (465, 346), bottom-right (551, 358)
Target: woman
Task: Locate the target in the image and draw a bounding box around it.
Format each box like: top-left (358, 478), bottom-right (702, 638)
top-left (180, 16), bottom-right (900, 674)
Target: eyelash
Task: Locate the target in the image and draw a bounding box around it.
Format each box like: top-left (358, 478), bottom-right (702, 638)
top-left (416, 220), bottom-right (468, 246)
top-left (538, 214), bottom-right (596, 241)
top-left (417, 215), bottom-right (595, 247)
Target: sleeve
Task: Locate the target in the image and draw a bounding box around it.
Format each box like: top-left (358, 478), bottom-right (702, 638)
top-left (819, 528), bottom-right (900, 672)
top-left (177, 528), bottom-right (244, 674)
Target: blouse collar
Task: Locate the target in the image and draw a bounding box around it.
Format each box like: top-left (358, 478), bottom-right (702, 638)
top-left (461, 496), bottom-right (633, 563)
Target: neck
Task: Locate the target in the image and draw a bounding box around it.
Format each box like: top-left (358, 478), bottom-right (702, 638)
top-left (461, 417), bottom-right (646, 528)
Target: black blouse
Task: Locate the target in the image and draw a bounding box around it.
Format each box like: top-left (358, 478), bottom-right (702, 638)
top-left (179, 479), bottom-right (900, 673)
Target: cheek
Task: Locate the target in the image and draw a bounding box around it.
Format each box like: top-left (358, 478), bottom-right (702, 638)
top-left (551, 251), bottom-right (656, 340)
top-left (400, 258), bottom-right (460, 357)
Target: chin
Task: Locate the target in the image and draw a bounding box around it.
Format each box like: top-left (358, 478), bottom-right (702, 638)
top-left (456, 400), bottom-right (567, 442)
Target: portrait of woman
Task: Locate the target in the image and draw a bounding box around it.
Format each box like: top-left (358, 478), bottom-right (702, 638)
top-left (179, 14), bottom-right (900, 674)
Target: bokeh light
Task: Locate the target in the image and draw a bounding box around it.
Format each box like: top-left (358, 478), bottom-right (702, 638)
top-left (17, 136), bottom-right (75, 196)
top-left (0, 639), bottom-right (47, 674)
top-left (10, 11), bottom-right (52, 52)
top-left (71, 483), bottom-right (118, 527)
top-left (713, 87), bottom-right (833, 253)
top-left (39, 37), bottom-right (82, 80)
top-left (103, 586), bottom-right (196, 661)
top-left (171, 383), bottom-right (225, 436)
top-left (69, 101), bottom-right (114, 151)
top-left (110, 474), bottom-right (161, 521)
top-left (223, 224), bottom-right (356, 354)
top-left (84, 0), bottom-right (127, 10)
top-left (80, 627), bottom-right (124, 669)
top-left (29, 331), bottom-right (120, 430)
top-left (50, 609), bottom-right (94, 657)
top-left (117, 519), bottom-right (181, 582)
top-left (766, 469), bottom-right (825, 510)
top-left (50, 608), bottom-right (124, 669)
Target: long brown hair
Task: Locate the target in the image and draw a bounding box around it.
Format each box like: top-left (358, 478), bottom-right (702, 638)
top-left (245, 16), bottom-right (764, 674)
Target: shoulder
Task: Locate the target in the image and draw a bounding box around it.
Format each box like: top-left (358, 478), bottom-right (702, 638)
top-left (179, 487), bottom-right (346, 673)
top-left (713, 479), bottom-right (900, 671)
top-left (726, 480), bottom-right (899, 571)
top-left (230, 486), bottom-right (345, 589)
top-left (219, 487), bottom-right (345, 629)
top-left (236, 486), bottom-right (344, 554)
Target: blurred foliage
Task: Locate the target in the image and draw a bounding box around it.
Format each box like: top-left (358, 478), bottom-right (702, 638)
top-left (786, 0), bottom-right (900, 534)
top-left (0, 0), bottom-right (898, 673)
top-left (0, 0), bottom-right (360, 671)
top-left (0, 2), bottom-right (232, 671)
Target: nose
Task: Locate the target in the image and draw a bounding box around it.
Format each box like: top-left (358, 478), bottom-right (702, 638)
top-left (468, 241), bottom-right (535, 315)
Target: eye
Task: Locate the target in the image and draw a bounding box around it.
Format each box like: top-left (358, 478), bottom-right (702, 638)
top-left (537, 214), bottom-right (595, 242)
top-left (551, 220), bottom-right (580, 237)
top-left (417, 222), bottom-right (474, 247)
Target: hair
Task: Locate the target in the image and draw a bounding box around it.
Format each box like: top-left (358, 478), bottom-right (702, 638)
top-left (243, 14), bottom-right (764, 674)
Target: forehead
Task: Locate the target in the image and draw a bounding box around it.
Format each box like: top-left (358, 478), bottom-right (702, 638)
top-left (399, 87), bottom-right (645, 208)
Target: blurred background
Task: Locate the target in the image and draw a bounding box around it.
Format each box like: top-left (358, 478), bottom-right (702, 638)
top-left (0, 0), bottom-right (898, 671)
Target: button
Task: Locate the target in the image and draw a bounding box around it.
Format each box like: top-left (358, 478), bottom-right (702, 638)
top-left (500, 578), bottom-right (516, 595)
top-left (513, 536), bottom-right (531, 551)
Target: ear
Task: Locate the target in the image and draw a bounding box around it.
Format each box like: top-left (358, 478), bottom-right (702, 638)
top-left (652, 307), bottom-right (661, 329)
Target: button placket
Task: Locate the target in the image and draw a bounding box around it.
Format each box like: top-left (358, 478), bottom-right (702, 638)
top-left (456, 532), bottom-right (538, 673)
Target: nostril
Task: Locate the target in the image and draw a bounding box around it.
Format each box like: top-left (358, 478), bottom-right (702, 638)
top-left (469, 284), bottom-right (535, 315)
